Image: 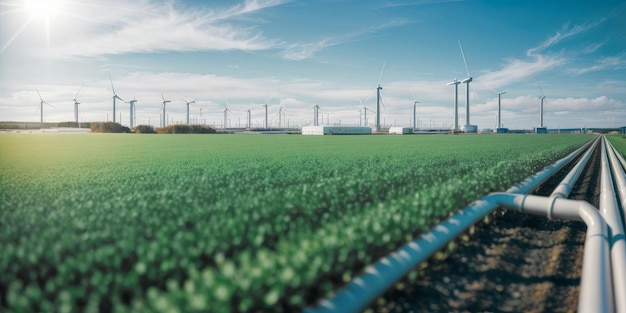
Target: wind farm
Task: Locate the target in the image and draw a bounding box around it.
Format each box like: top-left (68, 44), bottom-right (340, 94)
top-left (2, 1), bottom-right (626, 312)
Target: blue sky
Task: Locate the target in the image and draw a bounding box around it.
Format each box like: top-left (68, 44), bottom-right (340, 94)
top-left (1, 0), bottom-right (625, 129)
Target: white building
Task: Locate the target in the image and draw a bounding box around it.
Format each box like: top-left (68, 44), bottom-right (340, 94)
top-left (301, 126), bottom-right (373, 135)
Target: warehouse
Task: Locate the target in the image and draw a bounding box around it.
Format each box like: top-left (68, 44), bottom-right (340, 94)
top-left (301, 126), bottom-right (372, 135)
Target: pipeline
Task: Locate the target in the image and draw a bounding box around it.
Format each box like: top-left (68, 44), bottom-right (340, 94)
top-left (304, 137), bottom-right (614, 313)
top-left (604, 137), bottom-right (626, 313)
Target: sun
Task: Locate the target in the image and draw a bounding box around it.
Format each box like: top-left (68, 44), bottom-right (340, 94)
top-left (22, 0), bottom-right (67, 19)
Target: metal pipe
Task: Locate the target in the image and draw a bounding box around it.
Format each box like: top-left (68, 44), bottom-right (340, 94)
top-left (303, 138), bottom-right (596, 313)
top-left (550, 138), bottom-right (599, 199)
top-left (493, 193), bottom-right (613, 313)
top-left (603, 137), bottom-right (626, 313)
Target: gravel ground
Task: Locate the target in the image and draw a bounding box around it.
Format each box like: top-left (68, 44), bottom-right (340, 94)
top-left (375, 143), bottom-right (601, 313)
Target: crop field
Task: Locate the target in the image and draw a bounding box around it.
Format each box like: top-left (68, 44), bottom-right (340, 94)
top-left (0, 133), bottom-right (594, 312)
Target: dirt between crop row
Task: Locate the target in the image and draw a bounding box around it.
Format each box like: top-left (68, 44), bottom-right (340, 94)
top-left (377, 143), bottom-right (601, 313)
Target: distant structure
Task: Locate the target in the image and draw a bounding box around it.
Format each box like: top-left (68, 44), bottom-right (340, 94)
top-left (458, 41), bottom-right (477, 133)
top-left (535, 85), bottom-right (547, 134)
top-left (109, 75), bottom-right (124, 124)
top-left (302, 126), bottom-right (372, 135)
top-left (389, 127), bottom-right (413, 134)
top-left (496, 91), bottom-right (508, 133)
top-left (182, 98), bottom-right (195, 125)
top-left (72, 85), bottom-right (83, 124)
top-left (447, 79), bottom-right (461, 132)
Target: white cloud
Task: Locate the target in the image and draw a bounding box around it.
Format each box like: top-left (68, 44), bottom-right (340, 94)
top-left (567, 54), bottom-right (626, 75)
top-left (7, 0), bottom-right (289, 58)
top-left (526, 19), bottom-right (606, 56)
top-left (281, 20), bottom-right (408, 60)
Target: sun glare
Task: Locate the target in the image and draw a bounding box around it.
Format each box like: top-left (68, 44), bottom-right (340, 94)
top-left (22, 0), bottom-right (67, 18)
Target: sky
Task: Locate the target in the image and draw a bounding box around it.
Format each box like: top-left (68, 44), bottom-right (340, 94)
top-left (1, 0), bottom-right (625, 130)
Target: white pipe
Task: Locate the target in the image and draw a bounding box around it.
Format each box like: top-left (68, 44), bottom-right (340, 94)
top-left (493, 193), bottom-right (614, 313)
top-left (603, 137), bottom-right (626, 313)
top-left (551, 138), bottom-right (599, 199)
top-left (304, 138), bottom-right (596, 313)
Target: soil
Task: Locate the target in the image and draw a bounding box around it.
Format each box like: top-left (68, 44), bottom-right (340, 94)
top-left (375, 143), bottom-right (602, 313)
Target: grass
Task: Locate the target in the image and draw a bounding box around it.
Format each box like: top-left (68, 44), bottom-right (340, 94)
top-left (0, 133), bottom-right (594, 312)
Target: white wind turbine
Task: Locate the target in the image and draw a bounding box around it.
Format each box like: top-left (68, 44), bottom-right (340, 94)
top-left (161, 93), bottom-right (171, 127)
top-left (223, 103), bottom-right (232, 129)
top-left (358, 99), bottom-right (372, 126)
top-left (410, 89), bottom-right (419, 130)
top-left (458, 40), bottom-right (476, 132)
top-left (277, 107), bottom-right (287, 128)
top-left (244, 109), bottom-right (251, 128)
top-left (497, 91), bottom-right (506, 130)
top-left (538, 84), bottom-right (547, 129)
top-left (109, 74), bottom-right (124, 123)
top-left (375, 61), bottom-right (386, 132)
top-left (36, 88), bottom-right (54, 126)
top-left (126, 98), bottom-right (137, 128)
top-left (182, 97), bottom-right (196, 125)
top-left (310, 104), bottom-right (320, 126)
top-left (72, 85), bottom-right (83, 124)
top-left (447, 79), bottom-right (461, 132)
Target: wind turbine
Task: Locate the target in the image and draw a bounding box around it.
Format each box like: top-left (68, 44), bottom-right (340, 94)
top-left (410, 89), bottom-right (419, 130)
top-left (161, 93), bottom-right (171, 127)
top-left (36, 88), bottom-right (54, 126)
top-left (458, 40), bottom-right (475, 132)
top-left (126, 98), bottom-right (137, 129)
top-left (182, 97), bottom-right (196, 125)
top-left (358, 99), bottom-right (372, 126)
top-left (277, 107), bottom-right (287, 128)
top-left (109, 74), bottom-right (124, 123)
top-left (223, 104), bottom-right (232, 129)
top-left (447, 79), bottom-right (461, 132)
top-left (538, 84), bottom-right (546, 128)
top-left (72, 85), bottom-right (83, 124)
top-left (497, 91), bottom-right (506, 129)
top-left (310, 104), bottom-right (320, 126)
top-left (262, 99), bottom-right (270, 129)
top-left (375, 61), bottom-right (386, 132)
top-left (244, 109), bottom-right (251, 128)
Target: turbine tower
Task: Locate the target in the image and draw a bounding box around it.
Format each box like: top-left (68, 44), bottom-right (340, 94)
top-left (245, 109), bottom-right (251, 128)
top-left (538, 85), bottom-right (546, 128)
top-left (36, 88), bottom-right (53, 126)
top-left (72, 85), bottom-right (83, 124)
top-left (126, 98), bottom-right (137, 129)
top-left (447, 79), bottom-right (461, 131)
top-left (278, 107), bottom-right (285, 128)
top-left (109, 75), bottom-right (124, 123)
top-left (497, 91), bottom-right (506, 129)
top-left (413, 100), bottom-right (420, 129)
top-left (182, 97), bottom-right (196, 125)
top-left (409, 89), bottom-right (420, 129)
top-left (161, 93), bottom-right (171, 127)
top-left (312, 104), bottom-right (320, 126)
top-left (375, 61), bottom-right (386, 132)
top-left (223, 104), bottom-right (232, 129)
top-left (262, 103), bottom-right (268, 129)
top-left (458, 40), bottom-right (474, 132)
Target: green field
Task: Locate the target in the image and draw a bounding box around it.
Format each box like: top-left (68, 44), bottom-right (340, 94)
top-left (0, 133), bottom-right (594, 312)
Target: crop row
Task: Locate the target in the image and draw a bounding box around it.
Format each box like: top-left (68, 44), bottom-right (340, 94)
top-left (0, 134), bottom-right (593, 312)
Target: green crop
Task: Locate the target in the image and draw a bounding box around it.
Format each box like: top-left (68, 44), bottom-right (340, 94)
top-left (0, 133), bottom-right (593, 312)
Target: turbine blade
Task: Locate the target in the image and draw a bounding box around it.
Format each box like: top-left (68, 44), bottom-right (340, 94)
top-left (109, 74), bottom-right (116, 95)
top-left (380, 94), bottom-right (386, 109)
top-left (378, 60), bottom-right (387, 85)
top-left (161, 92), bottom-right (165, 102)
top-left (410, 88), bottom-right (416, 101)
top-left (458, 40), bottom-right (471, 77)
top-left (74, 84), bottom-right (84, 100)
top-left (538, 84), bottom-right (545, 97)
top-left (35, 88), bottom-right (43, 101)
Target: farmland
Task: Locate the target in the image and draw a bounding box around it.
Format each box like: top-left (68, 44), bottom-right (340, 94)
top-left (0, 133), bottom-right (593, 312)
